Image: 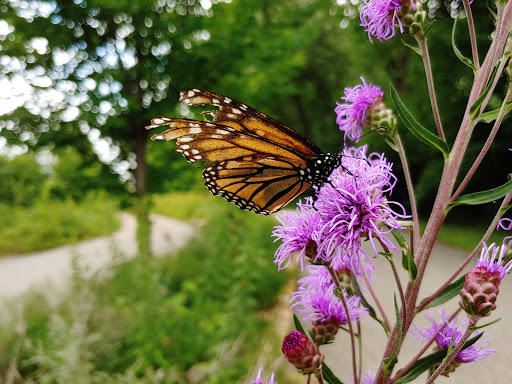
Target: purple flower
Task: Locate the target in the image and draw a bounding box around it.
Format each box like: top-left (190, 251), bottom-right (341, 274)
top-left (272, 197), bottom-right (324, 271)
top-left (360, 0), bottom-right (409, 42)
top-left (252, 367), bottom-right (277, 384)
top-left (475, 236), bottom-right (512, 281)
top-left (291, 265), bottom-right (368, 324)
top-left (335, 77), bottom-right (384, 142)
top-left (351, 371), bottom-right (376, 384)
top-left (314, 146), bottom-right (407, 273)
top-left (498, 217), bottom-right (512, 231)
top-left (411, 309), bottom-right (496, 363)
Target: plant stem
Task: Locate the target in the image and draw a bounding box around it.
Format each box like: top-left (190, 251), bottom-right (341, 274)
top-left (394, 134), bottom-right (420, 249)
top-left (414, 35), bottom-right (445, 141)
top-left (327, 266), bottom-right (359, 384)
top-left (462, 0), bottom-right (480, 71)
top-left (425, 318), bottom-right (476, 384)
top-left (451, 79), bottom-right (512, 202)
top-left (390, 308), bottom-right (461, 384)
top-left (360, 260), bottom-right (391, 331)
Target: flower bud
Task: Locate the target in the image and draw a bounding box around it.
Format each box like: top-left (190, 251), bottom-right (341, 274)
top-left (365, 99), bottom-right (397, 137)
top-left (281, 331), bottom-right (324, 374)
top-left (310, 317), bottom-right (342, 345)
top-left (459, 267), bottom-right (500, 321)
top-left (398, 0), bottom-right (426, 36)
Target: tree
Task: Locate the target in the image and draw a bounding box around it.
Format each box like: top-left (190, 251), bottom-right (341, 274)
top-left (0, 0), bottom-right (216, 254)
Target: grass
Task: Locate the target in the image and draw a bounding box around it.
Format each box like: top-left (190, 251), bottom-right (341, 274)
top-left (0, 192), bottom-right (290, 383)
top-left (150, 190), bottom-right (223, 221)
top-left (0, 194), bottom-right (120, 257)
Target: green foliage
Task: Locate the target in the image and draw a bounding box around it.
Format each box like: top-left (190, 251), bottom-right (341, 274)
top-left (0, 195), bottom-right (287, 383)
top-left (0, 154), bottom-right (48, 206)
top-left (0, 193), bottom-right (120, 256)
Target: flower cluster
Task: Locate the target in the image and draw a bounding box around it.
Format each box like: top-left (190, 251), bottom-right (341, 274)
top-left (411, 310), bottom-right (496, 366)
top-left (273, 145), bottom-right (407, 279)
top-left (292, 265), bottom-right (368, 324)
top-left (335, 77), bottom-right (384, 142)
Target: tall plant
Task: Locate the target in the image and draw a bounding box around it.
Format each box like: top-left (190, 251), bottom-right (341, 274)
top-left (253, 1), bottom-right (512, 383)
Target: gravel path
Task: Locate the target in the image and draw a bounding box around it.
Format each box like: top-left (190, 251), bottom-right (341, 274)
top-left (0, 212), bottom-right (196, 300)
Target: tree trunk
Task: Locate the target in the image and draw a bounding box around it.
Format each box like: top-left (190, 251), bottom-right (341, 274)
top-left (133, 120), bottom-right (151, 257)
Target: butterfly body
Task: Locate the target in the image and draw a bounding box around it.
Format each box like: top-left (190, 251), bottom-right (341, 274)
top-left (147, 89), bottom-right (342, 214)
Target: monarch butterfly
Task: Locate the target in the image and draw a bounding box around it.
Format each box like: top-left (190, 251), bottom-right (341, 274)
top-left (146, 89), bottom-right (342, 215)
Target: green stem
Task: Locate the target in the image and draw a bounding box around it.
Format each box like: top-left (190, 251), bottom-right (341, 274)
top-left (390, 308), bottom-right (461, 384)
top-left (393, 134), bottom-right (420, 249)
top-left (425, 319), bottom-right (476, 384)
top-left (327, 266), bottom-right (359, 384)
top-left (462, 0), bottom-right (480, 71)
top-left (414, 35), bottom-right (445, 141)
top-left (451, 84), bottom-right (512, 202)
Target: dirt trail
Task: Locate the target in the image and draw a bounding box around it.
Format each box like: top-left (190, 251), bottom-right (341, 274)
top-left (0, 213), bottom-right (195, 300)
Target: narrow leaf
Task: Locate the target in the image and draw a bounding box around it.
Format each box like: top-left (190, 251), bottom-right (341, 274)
top-left (423, 20), bottom-right (437, 38)
top-left (394, 334), bottom-right (483, 383)
top-left (477, 101), bottom-right (512, 123)
top-left (383, 295), bottom-right (401, 372)
top-left (401, 39), bottom-right (422, 56)
top-left (293, 314), bottom-right (307, 334)
top-left (391, 228), bottom-right (417, 281)
top-left (389, 85), bottom-right (450, 159)
top-left (322, 362), bottom-right (345, 384)
top-left (470, 318), bottom-right (501, 331)
top-left (417, 275), bottom-right (466, 312)
top-left (446, 175), bottom-right (512, 212)
top-left (469, 64), bottom-right (499, 121)
top-left (452, 18), bottom-right (475, 71)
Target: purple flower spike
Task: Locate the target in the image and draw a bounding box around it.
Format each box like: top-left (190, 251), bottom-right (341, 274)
top-left (314, 146), bottom-right (407, 273)
top-left (335, 77), bottom-right (384, 142)
top-left (272, 197), bottom-right (324, 271)
top-left (411, 309), bottom-right (496, 363)
top-left (291, 265), bottom-right (368, 324)
top-left (475, 236), bottom-right (512, 281)
top-left (360, 0), bottom-right (407, 42)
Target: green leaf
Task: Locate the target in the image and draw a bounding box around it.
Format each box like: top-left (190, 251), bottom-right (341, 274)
top-left (470, 318), bottom-right (501, 331)
top-left (384, 136), bottom-right (399, 152)
top-left (452, 18), bottom-right (475, 71)
top-left (417, 275), bottom-right (466, 312)
top-left (353, 275), bottom-right (389, 335)
top-left (445, 175), bottom-right (512, 212)
top-left (383, 295), bottom-right (401, 373)
top-left (476, 101), bottom-right (512, 123)
top-left (423, 20), bottom-right (437, 38)
top-left (469, 64), bottom-right (499, 121)
top-left (389, 85), bottom-right (450, 160)
top-left (401, 39), bottom-right (422, 56)
top-left (322, 362), bottom-right (345, 384)
top-left (293, 314), bottom-right (307, 334)
top-left (394, 333), bottom-right (483, 383)
top-left (391, 228), bottom-right (417, 281)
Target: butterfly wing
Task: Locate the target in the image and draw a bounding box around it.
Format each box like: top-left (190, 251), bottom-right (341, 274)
top-left (147, 89), bottom-right (330, 214)
top-left (203, 156), bottom-right (312, 214)
top-left (179, 89), bottom-right (321, 157)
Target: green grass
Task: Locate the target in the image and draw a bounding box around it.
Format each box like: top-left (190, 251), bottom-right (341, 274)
top-left (0, 194), bottom-right (120, 256)
top-left (0, 192), bottom-right (289, 383)
top-left (150, 190), bottom-right (223, 221)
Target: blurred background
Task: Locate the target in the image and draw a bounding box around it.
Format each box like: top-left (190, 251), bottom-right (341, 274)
top-left (0, 0), bottom-right (510, 383)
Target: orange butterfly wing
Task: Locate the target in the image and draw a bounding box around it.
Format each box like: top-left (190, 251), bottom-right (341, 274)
top-left (146, 89), bottom-right (330, 214)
